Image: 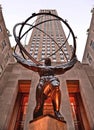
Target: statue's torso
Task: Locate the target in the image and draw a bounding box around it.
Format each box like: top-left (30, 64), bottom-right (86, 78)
top-left (38, 67), bottom-right (54, 77)
top-left (38, 67), bottom-right (60, 87)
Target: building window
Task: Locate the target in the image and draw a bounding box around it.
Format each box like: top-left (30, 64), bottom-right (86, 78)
top-left (36, 43), bottom-right (39, 47)
top-left (90, 40), bottom-right (94, 50)
top-left (42, 51), bottom-right (45, 55)
top-left (52, 44), bottom-right (55, 47)
top-left (47, 44), bottom-right (50, 47)
top-left (63, 47), bottom-right (67, 51)
top-left (64, 50), bottom-right (68, 54)
top-left (8, 80), bottom-right (31, 130)
top-left (35, 50), bottom-right (38, 55)
top-left (2, 40), bottom-right (6, 50)
top-left (34, 54), bottom-right (37, 59)
top-left (41, 54), bottom-right (45, 58)
top-left (0, 25), bottom-right (2, 32)
top-left (53, 59), bottom-right (56, 62)
top-left (47, 51), bottom-right (50, 55)
top-left (60, 59), bottom-right (64, 62)
top-left (30, 48), bottom-right (33, 51)
top-left (87, 53), bottom-right (92, 64)
top-left (47, 48), bottom-right (50, 51)
top-left (42, 44), bottom-right (45, 47)
top-left (4, 53), bottom-right (10, 63)
top-left (0, 65), bottom-right (3, 75)
top-left (60, 56), bottom-right (64, 62)
top-left (30, 51), bottom-right (32, 55)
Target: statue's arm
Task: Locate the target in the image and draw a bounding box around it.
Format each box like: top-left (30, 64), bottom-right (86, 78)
top-left (13, 53), bottom-right (40, 72)
top-left (53, 56), bottom-right (77, 75)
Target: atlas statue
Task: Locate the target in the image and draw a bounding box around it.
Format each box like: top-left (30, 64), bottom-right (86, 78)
top-left (13, 12), bottom-right (77, 121)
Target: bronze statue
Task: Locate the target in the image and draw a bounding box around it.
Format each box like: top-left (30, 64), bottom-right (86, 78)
top-left (13, 12), bottom-right (77, 121)
top-left (13, 53), bottom-right (77, 120)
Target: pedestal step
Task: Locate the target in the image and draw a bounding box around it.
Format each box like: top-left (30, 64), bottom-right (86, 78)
top-left (29, 115), bottom-right (67, 130)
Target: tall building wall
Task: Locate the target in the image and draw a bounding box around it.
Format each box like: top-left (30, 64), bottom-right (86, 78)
top-left (0, 5), bottom-right (14, 77)
top-left (27, 10), bottom-right (72, 64)
top-left (0, 9), bottom-right (94, 130)
top-left (82, 8), bottom-right (94, 69)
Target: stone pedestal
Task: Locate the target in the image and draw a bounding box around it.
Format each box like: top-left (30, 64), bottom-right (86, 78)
top-left (29, 115), bottom-right (67, 130)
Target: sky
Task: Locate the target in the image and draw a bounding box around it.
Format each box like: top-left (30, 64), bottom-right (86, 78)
top-left (1, 0), bottom-right (94, 61)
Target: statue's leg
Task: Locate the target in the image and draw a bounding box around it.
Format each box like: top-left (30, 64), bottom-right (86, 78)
top-left (33, 82), bottom-right (52, 118)
top-left (33, 84), bottom-right (43, 118)
top-left (52, 87), bottom-right (64, 120)
top-left (52, 87), bottom-right (61, 112)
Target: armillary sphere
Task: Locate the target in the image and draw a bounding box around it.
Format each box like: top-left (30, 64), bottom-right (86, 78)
top-left (13, 12), bottom-right (76, 65)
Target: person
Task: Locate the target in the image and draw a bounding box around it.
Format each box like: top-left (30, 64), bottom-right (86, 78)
top-left (13, 53), bottom-right (77, 120)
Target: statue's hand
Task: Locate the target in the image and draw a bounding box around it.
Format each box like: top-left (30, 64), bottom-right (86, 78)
top-left (13, 53), bottom-right (25, 63)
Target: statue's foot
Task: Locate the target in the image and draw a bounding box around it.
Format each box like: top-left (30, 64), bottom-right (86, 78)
top-left (55, 111), bottom-right (64, 121)
top-left (33, 105), bottom-right (43, 119)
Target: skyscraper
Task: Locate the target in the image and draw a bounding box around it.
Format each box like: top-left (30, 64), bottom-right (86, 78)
top-left (82, 8), bottom-right (94, 69)
top-left (0, 8), bottom-right (94, 130)
top-left (0, 5), bottom-right (14, 77)
top-left (27, 10), bottom-right (72, 64)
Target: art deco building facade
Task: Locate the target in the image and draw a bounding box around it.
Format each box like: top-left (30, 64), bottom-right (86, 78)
top-left (27, 10), bottom-right (72, 64)
top-left (0, 5), bottom-right (13, 76)
top-left (82, 8), bottom-right (94, 69)
top-left (0, 7), bottom-right (94, 130)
